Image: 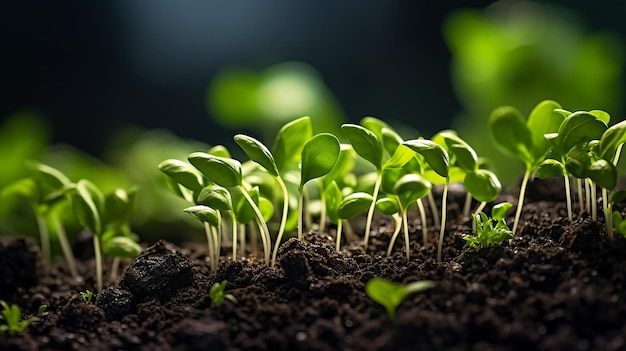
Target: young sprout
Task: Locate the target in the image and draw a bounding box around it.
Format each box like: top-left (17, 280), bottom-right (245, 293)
top-left (209, 280), bottom-right (238, 307)
top-left (599, 120), bottom-right (626, 239)
top-left (297, 133), bottom-right (340, 239)
top-left (365, 278), bottom-right (435, 318)
top-left (335, 192), bottom-right (374, 252)
top-left (80, 290), bottom-right (94, 303)
top-left (402, 139), bottom-right (450, 263)
top-left (489, 100), bottom-right (564, 235)
top-left (184, 204), bottom-right (221, 271)
top-left (374, 197), bottom-right (403, 256)
top-left (0, 301), bottom-right (41, 336)
top-left (463, 202), bottom-right (513, 249)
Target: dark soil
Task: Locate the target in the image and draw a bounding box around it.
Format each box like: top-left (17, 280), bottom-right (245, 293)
top-left (1, 179), bottom-right (625, 350)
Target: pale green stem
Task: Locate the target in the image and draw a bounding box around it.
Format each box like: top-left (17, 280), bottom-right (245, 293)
top-left (386, 213), bottom-right (403, 257)
top-left (402, 209), bottom-right (410, 261)
top-left (212, 222), bottom-right (220, 269)
top-left (564, 175), bottom-right (573, 222)
top-left (335, 219), bottom-right (343, 252)
top-left (231, 212), bottom-right (237, 261)
top-left (204, 222), bottom-right (216, 272)
top-left (363, 172), bottom-right (382, 250)
top-left (318, 183), bottom-right (327, 233)
top-left (297, 189), bottom-right (305, 240)
top-left (240, 186), bottom-right (271, 264)
top-left (576, 179), bottom-right (584, 214)
top-left (603, 188), bottom-right (614, 240)
top-left (271, 176), bottom-right (290, 268)
top-left (614, 144), bottom-right (623, 166)
top-left (110, 257), bottom-right (121, 283)
top-left (472, 201), bottom-right (487, 232)
top-left (53, 216), bottom-right (78, 279)
top-left (343, 220), bottom-right (356, 243)
top-left (248, 222), bottom-right (257, 257)
top-left (585, 179), bottom-right (591, 213)
top-left (239, 223), bottom-right (246, 257)
top-left (427, 192), bottom-right (440, 228)
top-left (303, 186), bottom-right (313, 231)
top-left (462, 191), bottom-right (472, 218)
top-left (416, 198), bottom-right (428, 245)
top-left (93, 234), bottom-right (103, 293)
top-left (436, 181), bottom-right (449, 263)
top-left (35, 214), bottom-right (51, 267)
top-left (589, 179), bottom-right (597, 221)
top-left (512, 169), bottom-right (531, 236)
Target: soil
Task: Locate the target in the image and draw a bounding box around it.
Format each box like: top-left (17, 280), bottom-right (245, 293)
top-left (1, 178), bottom-right (625, 351)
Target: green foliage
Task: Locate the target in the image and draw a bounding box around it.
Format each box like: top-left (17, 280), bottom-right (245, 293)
top-left (365, 278), bottom-right (435, 318)
top-left (0, 301), bottom-right (39, 336)
top-left (464, 202), bottom-right (513, 249)
top-left (80, 290), bottom-right (94, 304)
top-left (209, 280), bottom-right (238, 307)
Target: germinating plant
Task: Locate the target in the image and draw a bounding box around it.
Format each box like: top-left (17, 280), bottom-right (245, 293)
top-left (80, 290), bottom-right (94, 303)
top-left (0, 301), bottom-right (43, 336)
top-left (365, 277), bottom-right (435, 318)
top-left (209, 280), bottom-right (238, 307)
top-left (463, 202), bottom-right (513, 249)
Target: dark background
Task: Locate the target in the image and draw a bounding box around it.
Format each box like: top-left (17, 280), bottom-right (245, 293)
top-left (1, 0), bottom-right (623, 156)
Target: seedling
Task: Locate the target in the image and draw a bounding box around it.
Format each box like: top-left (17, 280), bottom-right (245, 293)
top-left (80, 289), bottom-right (94, 303)
top-left (209, 280), bottom-right (238, 307)
top-left (463, 202), bottom-right (513, 249)
top-left (0, 301), bottom-right (40, 336)
top-left (365, 278), bottom-right (435, 318)
top-left (489, 100), bottom-right (564, 235)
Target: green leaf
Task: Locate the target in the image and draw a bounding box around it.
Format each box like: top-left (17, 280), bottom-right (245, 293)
top-left (104, 188), bottom-right (136, 225)
top-left (491, 202), bottom-right (512, 221)
top-left (488, 106), bottom-right (534, 167)
top-left (588, 159), bottom-right (617, 190)
top-left (589, 110), bottom-right (611, 124)
top-left (610, 190), bottom-right (626, 204)
top-left (437, 130), bottom-right (477, 172)
top-left (272, 116), bottom-right (312, 171)
top-left (207, 145), bottom-right (232, 158)
top-left (197, 184), bottom-right (232, 210)
top-left (300, 133), bottom-right (340, 187)
top-left (393, 173), bottom-right (431, 210)
top-left (26, 161), bottom-right (71, 189)
top-left (257, 196), bottom-right (274, 223)
top-left (402, 139), bottom-right (450, 178)
top-left (1, 178), bottom-right (38, 203)
top-left (564, 143), bottom-right (591, 179)
top-left (533, 159), bottom-right (564, 179)
top-left (102, 235), bottom-right (142, 258)
top-left (188, 152), bottom-right (242, 188)
top-left (526, 100), bottom-right (564, 160)
top-left (600, 120), bottom-right (626, 161)
top-left (341, 124), bottom-right (383, 170)
top-left (557, 112), bottom-right (607, 156)
top-left (383, 144), bottom-right (414, 169)
top-left (381, 127), bottom-right (405, 157)
top-left (184, 205), bottom-right (221, 227)
top-left (234, 134), bottom-right (279, 177)
top-left (324, 181), bottom-right (342, 223)
top-left (381, 167), bottom-right (407, 195)
top-left (375, 196), bottom-right (399, 216)
top-left (322, 144), bottom-right (356, 187)
top-left (338, 192), bottom-right (373, 219)
top-left (158, 159), bottom-right (204, 192)
top-left (365, 278), bottom-right (434, 318)
top-left (464, 169), bottom-right (502, 203)
top-left (71, 179), bottom-right (102, 234)
top-left (232, 186), bottom-right (258, 224)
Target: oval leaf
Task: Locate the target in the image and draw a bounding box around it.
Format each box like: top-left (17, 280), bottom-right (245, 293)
top-left (300, 133), bottom-right (340, 187)
top-left (526, 100), bottom-right (564, 159)
top-left (393, 173), bottom-right (431, 209)
top-left (197, 184), bottom-right (232, 210)
top-left (272, 116), bottom-right (312, 172)
top-left (533, 159), bottom-right (564, 180)
top-left (188, 152), bottom-right (242, 188)
top-left (438, 130), bottom-right (477, 172)
top-left (338, 192), bottom-right (373, 219)
top-left (103, 236), bottom-right (142, 258)
top-left (402, 139), bottom-right (449, 178)
top-left (557, 112), bottom-right (607, 155)
top-left (491, 202), bottom-right (513, 221)
top-left (375, 196), bottom-right (399, 216)
top-left (341, 124), bottom-right (383, 170)
top-left (234, 134), bottom-right (279, 177)
top-left (464, 169), bottom-right (502, 203)
top-left (324, 181), bottom-right (342, 223)
top-left (184, 205), bottom-right (220, 227)
top-left (488, 106), bottom-right (534, 166)
top-left (600, 120), bottom-right (626, 161)
top-left (588, 159), bottom-right (617, 190)
top-left (158, 159), bottom-right (204, 192)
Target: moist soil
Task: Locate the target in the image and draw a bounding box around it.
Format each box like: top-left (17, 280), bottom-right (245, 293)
top-left (1, 178), bottom-right (625, 350)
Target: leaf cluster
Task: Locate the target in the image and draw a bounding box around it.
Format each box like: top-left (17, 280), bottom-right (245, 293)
top-left (463, 202), bottom-right (513, 249)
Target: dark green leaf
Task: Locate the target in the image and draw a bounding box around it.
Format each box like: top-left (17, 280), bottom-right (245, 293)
top-left (533, 159), bottom-right (564, 179)
top-left (188, 152), bottom-right (242, 188)
top-left (488, 106), bottom-right (534, 167)
top-left (381, 167), bottom-right (407, 195)
top-left (402, 139), bottom-right (449, 178)
top-left (491, 202), bottom-right (512, 221)
top-left (564, 144), bottom-right (591, 178)
top-left (557, 112), bottom-right (607, 155)
top-left (341, 124), bottom-right (383, 170)
top-left (300, 133), bottom-right (340, 187)
top-left (375, 196), bottom-right (399, 216)
top-left (610, 190), bottom-right (626, 204)
top-left (338, 192), bottom-right (373, 219)
top-left (464, 169), bottom-right (502, 203)
top-left (437, 130), bottom-right (477, 172)
top-left (197, 184), bottom-right (232, 211)
top-left (184, 205), bottom-right (220, 227)
top-left (588, 159), bottom-right (617, 190)
top-left (158, 159), bottom-right (204, 192)
top-left (526, 100), bottom-right (564, 160)
top-left (393, 173), bottom-right (431, 209)
top-left (272, 116), bottom-right (312, 171)
top-left (600, 120), bottom-right (626, 161)
top-left (234, 134), bottom-right (279, 177)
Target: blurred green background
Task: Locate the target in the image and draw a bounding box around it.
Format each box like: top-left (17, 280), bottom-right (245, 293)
top-left (1, 0), bottom-right (625, 242)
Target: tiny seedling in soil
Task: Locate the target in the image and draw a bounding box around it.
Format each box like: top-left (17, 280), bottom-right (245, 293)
top-left (209, 280), bottom-right (238, 307)
top-left (80, 290), bottom-right (94, 303)
top-left (463, 202), bottom-right (513, 249)
top-left (365, 278), bottom-right (435, 318)
top-left (0, 301), bottom-right (41, 336)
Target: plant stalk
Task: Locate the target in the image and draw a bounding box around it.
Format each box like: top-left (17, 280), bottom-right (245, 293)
top-left (427, 192), bottom-right (440, 228)
top-left (240, 186), bottom-right (271, 264)
top-left (402, 209), bottom-right (410, 261)
top-left (53, 216), bottom-right (78, 279)
top-left (92, 234), bottom-right (103, 293)
top-left (436, 182), bottom-right (449, 263)
top-left (564, 175), bottom-right (573, 222)
top-left (462, 192), bottom-right (472, 218)
top-left (416, 198), bottom-right (428, 245)
top-left (270, 176), bottom-right (290, 267)
top-left (589, 179), bottom-right (597, 221)
top-left (386, 213), bottom-right (402, 257)
top-left (363, 172), bottom-right (382, 250)
top-left (335, 219), bottom-right (343, 252)
top-left (603, 188), bottom-right (614, 240)
top-left (472, 201), bottom-right (487, 232)
top-left (110, 257), bottom-right (121, 282)
top-left (231, 212), bottom-right (237, 261)
top-left (576, 179), bottom-right (584, 214)
top-left (35, 214), bottom-right (51, 268)
top-left (204, 222), bottom-right (216, 272)
top-left (297, 189), bottom-right (305, 240)
top-left (512, 169), bottom-right (531, 236)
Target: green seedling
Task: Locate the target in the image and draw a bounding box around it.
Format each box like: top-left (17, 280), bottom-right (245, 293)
top-left (1, 161), bottom-right (78, 278)
top-left (402, 139), bottom-right (450, 263)
top-left (463, 202), bottom-right (513, 249)
top-left (298, 133), bottom-right (340, 239)
top-left (365, 278), bottom-right (435, 318)
top-left (0, 301), bottom-right (40, 336)
top-left (209, 280), bottom-right (238, 307)
top-left (335, 191), bottom-right (373, 252)
top-left (375, 196), bottom-right (403, 256)
top-left (489, 100), bottom-right (564, 235)
top-left (80, 289), bottom-right (94, 303)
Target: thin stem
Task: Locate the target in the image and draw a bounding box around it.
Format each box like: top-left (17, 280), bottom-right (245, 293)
top-left (53, 216), bottom-right (78, 279)
top-left (271, 176), bottom-right (290, 267)
top-left (238, 223), bottom-right (246, 257)
top-left (512, 169), bottom-right (531, 236)
top-left (576, 179), bottom-right (584, 214)
top-left (436, 182), bottom-right (449, 263)
top-left (93, 234), bottom-right (103, 293)
top-left (614, 144), bottom-right (623, 166)
top-left (585, 179), bottom-right (591, 213)
top-left (603, 188), bottom-right (614, 240)
top-left (303, 186), bottom-right (312, 231)
top-left (402, 209), bottom-right (410, 261)
top-left (204, 222), bottom-right (216, 272)
top-left (335, 219), bottom-right (343, 252)
top-left (462, 192), bottom-right (472, 218)
top-left (590, 179), bottom-right (597, 221)
top-left (386, 213), bottom-right (402, 257)
top-left (35, 214), bottom-right (51, 267)
top-left (110, 257), bottom-right (121, 283)
top-left (231, 212), bottom-right (237, 261)
top-left (416, 198), bottom-right (428, 246)
top-left (427, 192), bottom-right (440, 228)
top-left (564, 175), bottom-right (573, 222)
top-left (297, 189), bottom-right (305, 239)
top-left (318, 182), bottom-right (327, 233)
top-left (363, 172), bottom-right (382, 250)
top-left (211, 223), bottom-right (220, 269)
top-left (240, 186), bottom-right (271, 264)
